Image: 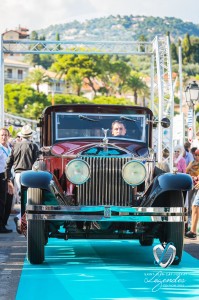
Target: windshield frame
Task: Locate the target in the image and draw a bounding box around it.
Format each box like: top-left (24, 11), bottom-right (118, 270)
top-left (53, 112), bottom-right (147, 143)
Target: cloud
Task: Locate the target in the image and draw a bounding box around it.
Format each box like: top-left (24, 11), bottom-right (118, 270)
top-left (0, 0), bottom-right (198, 34)
top-left (0, 0), bottom-right (99, 32)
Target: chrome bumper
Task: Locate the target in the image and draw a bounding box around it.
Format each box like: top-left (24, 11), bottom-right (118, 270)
top-left (26, 205), bottom-right (187, 222)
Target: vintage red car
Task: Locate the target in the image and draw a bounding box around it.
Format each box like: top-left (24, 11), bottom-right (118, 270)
top-left (20, 104), bottom-right (192, 265)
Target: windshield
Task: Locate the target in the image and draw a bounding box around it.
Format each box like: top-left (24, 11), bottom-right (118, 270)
top-left (54, 113), bottom-right (147, 143)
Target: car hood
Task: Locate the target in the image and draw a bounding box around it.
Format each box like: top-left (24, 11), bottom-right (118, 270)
top-left (51, 141), bottom-right (149, 157)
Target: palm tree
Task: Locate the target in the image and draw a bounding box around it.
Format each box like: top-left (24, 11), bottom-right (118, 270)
top-left (25, 66), bottom-right (50, 92)
top-left (138, 83), bottom-right (150, 107)
top-left (124, 71), bottom-right (149, 105)
top-left (66, 71), bottom-right (84, 96)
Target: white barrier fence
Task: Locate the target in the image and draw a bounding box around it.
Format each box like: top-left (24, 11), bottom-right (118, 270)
top-left (4, 113), bottom-right (39, 143)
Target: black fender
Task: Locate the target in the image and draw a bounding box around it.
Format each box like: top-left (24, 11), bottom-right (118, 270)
top-left (157, 173), bottom-right (193, 191)
top-left (145, 173), bottom-right (193, 205)
top-left (20, 170), bottom-right (53, 192)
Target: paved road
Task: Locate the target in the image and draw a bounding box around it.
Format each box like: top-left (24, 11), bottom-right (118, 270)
top-left (0, 214), bottom-right (198, 300)
top-left (0, 215), bottom-right (26, 300)
top-left (184, 236), bottom-right (199, 260)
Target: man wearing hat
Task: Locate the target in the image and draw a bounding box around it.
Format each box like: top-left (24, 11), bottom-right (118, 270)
top-left (5, 125), bottom-right (39, 233)
top-left (6, 125), bottom-right (39, 185)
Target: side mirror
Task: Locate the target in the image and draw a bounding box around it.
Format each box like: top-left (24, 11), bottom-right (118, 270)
top-left (161, 117), bottom-right (170, 128)
top-left (147, 117), bottom-right (170, 128)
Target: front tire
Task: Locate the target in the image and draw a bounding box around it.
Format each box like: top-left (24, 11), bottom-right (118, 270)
top-left (27, 188), bottom-right (45, 264)
top-left (158, 191), bottom-right (184, 265)
top-left (162, 222), bottom-right (184, 265)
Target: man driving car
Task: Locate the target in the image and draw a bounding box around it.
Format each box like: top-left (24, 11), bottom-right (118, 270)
top-left (111, 120), bottom-right (126, 136)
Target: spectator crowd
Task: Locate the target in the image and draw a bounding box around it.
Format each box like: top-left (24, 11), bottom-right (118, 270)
top-left (0, 125), bottom-right (39, 234)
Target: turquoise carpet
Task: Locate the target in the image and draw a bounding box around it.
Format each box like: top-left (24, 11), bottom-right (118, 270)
top-left (16, 239), bottom-right (199, 300)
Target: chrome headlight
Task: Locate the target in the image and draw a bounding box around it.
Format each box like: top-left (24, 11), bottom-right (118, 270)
top-left (122, 160), bottom-right (146, 186)
top-left (65, 159), bottom-right (90, 185)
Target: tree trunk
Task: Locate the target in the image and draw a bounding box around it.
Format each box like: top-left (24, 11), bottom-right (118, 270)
top-left (134, 90), bottom-right (138, 105)
top-left (143, 96), bottom-right (146, 107)
top-left (88, 78), bottom-right (97, 95)
top-left (77, 86), bottom-right (81, 96)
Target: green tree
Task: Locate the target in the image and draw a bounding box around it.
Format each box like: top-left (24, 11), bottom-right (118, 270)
top-left (26, 31), bottom-right (48, 67)
top-left (123, 71), bottom-right (149, 105)
top-left (190, 37), bottom-right (199, 64)
top-left (170, 43), bottom-right (178, 62)
top-left (51, 53), bottom-right (111, 95)
top-left (23, 102), bottom-right (48, 119)
top-left (93, 96), bottom-right (133, 105)
top-left (6, 125), bottom-right (21, 139)
top-left (30, 31), bottom-right (38, 40)
top-left (39, 34), bottom-right (46, 41)
top-left (51, 53), bottom-right (133, 96)
top-left (138, 83), bottom-right (150, 107)
top-left (109, 58), bottom-right (131, 95)
top-left (39, 54), bottom-right (54, 69)
top-left (138, 35), bottom-right (148, 52)
top-left (4, 83), bottom-right (49, 119)
top-left (25, 67), bottom-right (50, 92)
top-left (26, 31), bottom-right (40, 66)
top-left (47, 94), bottom-right (90, 105)
top-left (182, 34), bottom-right (192, 64)
top-left (66, 68), bottom-right (84, 96)
top-left (55, 32), bottom-right (62, 51)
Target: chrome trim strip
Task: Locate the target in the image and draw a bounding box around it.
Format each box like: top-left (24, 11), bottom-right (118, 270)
top-left (26, 214), bottom-right (186, 222)
top-left (26, 205), bottom-right (186, 214)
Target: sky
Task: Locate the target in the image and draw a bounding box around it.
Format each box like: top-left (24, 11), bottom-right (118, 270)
top-left (0, 0), bottom-right (199, 34)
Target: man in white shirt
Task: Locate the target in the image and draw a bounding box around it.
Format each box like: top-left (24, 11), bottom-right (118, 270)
top-left (0, 128), bottom-right (13, 233)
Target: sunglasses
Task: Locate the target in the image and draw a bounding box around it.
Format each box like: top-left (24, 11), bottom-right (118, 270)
top-left (195, 154), bottom-right (199, 156)
top-left (174, 151), bottom-right (180, 153)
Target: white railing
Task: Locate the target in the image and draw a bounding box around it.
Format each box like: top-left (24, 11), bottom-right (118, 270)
top-left (4, 113), bottom-right (37, 129)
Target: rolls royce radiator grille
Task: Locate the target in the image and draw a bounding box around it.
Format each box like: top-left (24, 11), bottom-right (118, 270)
top-left (77, 157), bottom-right (133, 206)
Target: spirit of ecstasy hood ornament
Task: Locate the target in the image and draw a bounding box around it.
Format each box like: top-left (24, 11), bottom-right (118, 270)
top-left (102, 128), bottom-right (109, 144)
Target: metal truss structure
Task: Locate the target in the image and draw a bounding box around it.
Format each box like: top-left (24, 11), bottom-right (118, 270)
top-left (2, 39), bottom-right (153, 55)
top-left (0, 35), bottom-right (174, 168)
